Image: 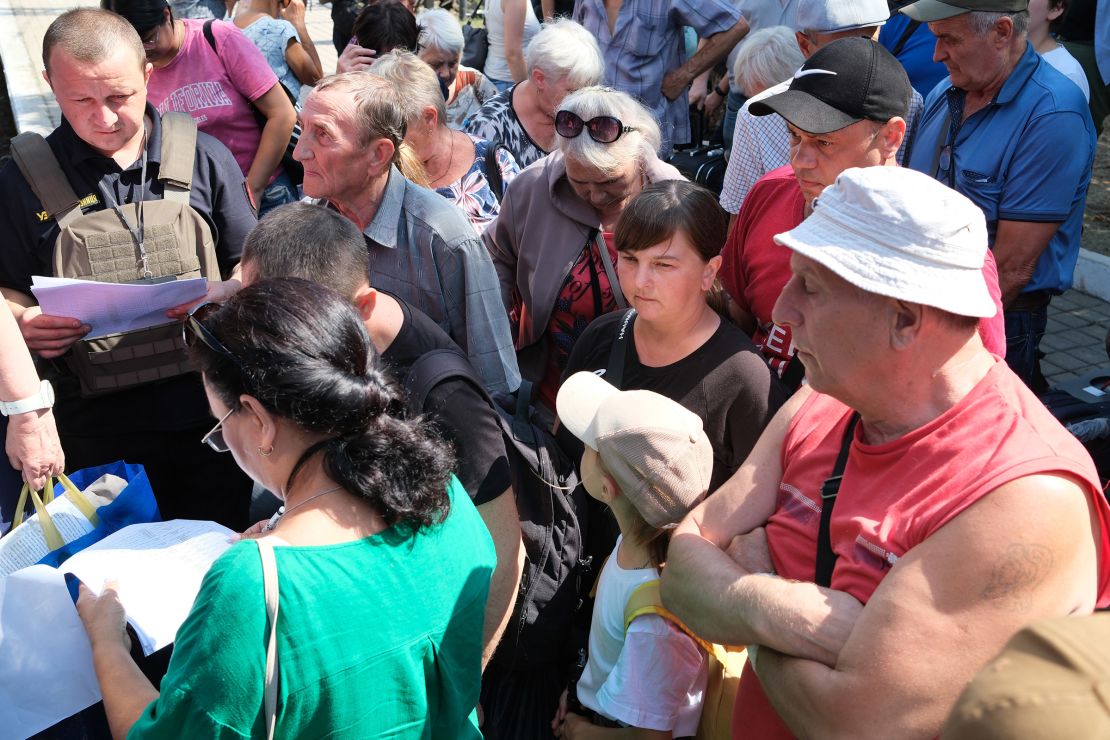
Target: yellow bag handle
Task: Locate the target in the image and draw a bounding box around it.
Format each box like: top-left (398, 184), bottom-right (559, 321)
top-left (11, 473), bottom-right (97, 552)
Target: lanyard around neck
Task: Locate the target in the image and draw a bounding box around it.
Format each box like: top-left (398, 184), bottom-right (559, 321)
top-left (98, 131), bottom-right (151, 278)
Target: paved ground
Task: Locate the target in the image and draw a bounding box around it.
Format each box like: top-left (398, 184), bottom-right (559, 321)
top-left (0, 0), bottom-right (1108, 386)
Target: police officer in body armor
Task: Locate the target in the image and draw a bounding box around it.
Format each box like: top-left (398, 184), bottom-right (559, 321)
top-left (0, 8), bottom-right (257, 529)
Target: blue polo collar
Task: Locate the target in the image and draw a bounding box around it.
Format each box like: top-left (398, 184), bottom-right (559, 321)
top-left (994, 41), bottom-right (1038, 106)
top-left (363, 165), bottom-right (405, 249)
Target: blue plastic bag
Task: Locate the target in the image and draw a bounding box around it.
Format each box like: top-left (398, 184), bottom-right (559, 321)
top-left (36, 460), bottom-right (162, 568)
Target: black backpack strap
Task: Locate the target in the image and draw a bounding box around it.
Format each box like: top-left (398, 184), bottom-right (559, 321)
top-left (202, 19), bottom-right (218, 53)
top-left (403, 347), bottom-right (493, 418)
top-left (605, 309), bottom-right (635, 390)
top-left (815, 412), bottom-right (860, 588)
top-left (485, 142), bottom-right (505, 205)
top-left (890, 19), bottom-right (922, 58)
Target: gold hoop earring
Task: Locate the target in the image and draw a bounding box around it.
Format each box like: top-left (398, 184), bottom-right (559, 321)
top-left (258, 445), bottom-right (273, 457)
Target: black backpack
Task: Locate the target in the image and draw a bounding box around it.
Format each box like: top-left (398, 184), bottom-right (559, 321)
top-left (404, 349), bottom-right (588, 670)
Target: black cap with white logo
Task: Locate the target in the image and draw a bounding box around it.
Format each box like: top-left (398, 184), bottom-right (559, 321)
top-left (748, 37), bottom-right (913, 134)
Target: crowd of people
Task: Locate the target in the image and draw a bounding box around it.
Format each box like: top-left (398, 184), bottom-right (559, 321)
top-left (2, 0), bottom-right (1110, 737)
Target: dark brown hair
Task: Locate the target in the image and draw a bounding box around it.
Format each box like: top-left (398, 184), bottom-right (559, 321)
top-left (189, 278), bottom-right (453, 531)
top-left (614, 180), bottom-right (727, 262)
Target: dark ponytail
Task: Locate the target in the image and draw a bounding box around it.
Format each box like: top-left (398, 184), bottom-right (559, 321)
top-left (188, 277), bottom-right (454, 531)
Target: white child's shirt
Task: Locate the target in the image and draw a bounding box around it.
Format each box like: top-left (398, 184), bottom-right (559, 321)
top-left (576, 537), bottom-right (708, 735)
top-left (1042, 45), bottom-right (1092, 102)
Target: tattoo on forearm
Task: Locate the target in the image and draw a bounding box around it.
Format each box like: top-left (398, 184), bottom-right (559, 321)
top-left (981, 543), bottom-right (1053, 610)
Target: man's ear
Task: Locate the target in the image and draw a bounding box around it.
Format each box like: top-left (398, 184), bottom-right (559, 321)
top-left (143, 62), bottom-right (154, 85)
top-left (369, 137), bottom-right (396, 174)
top-left (795, 30), bottom-right (815, 58)
top-left (878, 117), bottom-right (907, 158)
top-left (890, 299), bottom-right (924, 350)
top-left (42, 68), bottom-right (52, 90)
top-left (352, 284), bottom-right (378, 321)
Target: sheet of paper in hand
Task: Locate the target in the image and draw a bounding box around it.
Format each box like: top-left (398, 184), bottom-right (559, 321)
top-left (0, 519), bottom-right (235, 739)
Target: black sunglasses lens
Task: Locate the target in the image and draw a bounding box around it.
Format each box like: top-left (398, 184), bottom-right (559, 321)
top-left (183, 302), bottom-right (220, 348)
top-left (555, 110), bottom-right (583, 138)
top-left (586, 116), bottom-right (622, 144)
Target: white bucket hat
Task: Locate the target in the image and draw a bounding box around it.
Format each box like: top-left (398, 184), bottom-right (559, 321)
top-left (773, 167), bottom-right (996, 319)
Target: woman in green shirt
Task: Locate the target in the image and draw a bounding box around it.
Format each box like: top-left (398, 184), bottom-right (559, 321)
top-left (76, 277), bottom-right (496, 738)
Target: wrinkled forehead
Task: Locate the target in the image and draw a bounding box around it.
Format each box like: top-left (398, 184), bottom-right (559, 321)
top-left (302, 88), bottom-right (361, 127)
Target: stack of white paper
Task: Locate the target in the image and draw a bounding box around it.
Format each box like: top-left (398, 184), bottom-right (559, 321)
top-left (0, 520), bottom-right (235, 738)
top-left (30, 275), bottom-right (207, 338)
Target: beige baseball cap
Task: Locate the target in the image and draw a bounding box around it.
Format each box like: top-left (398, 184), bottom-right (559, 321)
top-left (557, 372), bottom-right (713, 528)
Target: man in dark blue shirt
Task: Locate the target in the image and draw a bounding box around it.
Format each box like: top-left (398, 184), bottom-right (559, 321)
top-left (902, 0), bottom-right (1096, 392)
top-left (0, 8), bottom-right (258, 528)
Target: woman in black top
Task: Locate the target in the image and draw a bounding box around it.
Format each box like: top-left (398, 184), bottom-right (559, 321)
top-left (563, 180), bottom-right (786, 492)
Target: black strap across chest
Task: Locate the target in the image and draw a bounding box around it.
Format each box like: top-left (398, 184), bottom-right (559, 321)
top-left (815, 412), bottom-right (860, 588)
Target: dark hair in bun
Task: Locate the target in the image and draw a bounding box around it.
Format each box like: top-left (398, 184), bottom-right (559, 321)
top-left (188, 277), bottom-right (452, 531)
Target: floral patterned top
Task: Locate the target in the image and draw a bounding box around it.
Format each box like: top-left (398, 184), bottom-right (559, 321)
top-left (463, 84), bottom-right (548, 168)
top-left (435, 134), bottom-right (521, 233)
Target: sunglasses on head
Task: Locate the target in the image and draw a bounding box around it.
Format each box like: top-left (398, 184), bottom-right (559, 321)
top-left (183, 301), bottom-right (255, 383)
top-left (555, 110), bottom-right (636, 144)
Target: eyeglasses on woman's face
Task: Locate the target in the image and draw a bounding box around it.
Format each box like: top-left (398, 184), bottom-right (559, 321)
top-left (200, 406), bottom-right (236, 453)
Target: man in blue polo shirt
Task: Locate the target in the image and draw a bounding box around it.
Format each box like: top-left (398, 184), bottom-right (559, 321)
top-left (901, 0), bottom-right (1096, 392)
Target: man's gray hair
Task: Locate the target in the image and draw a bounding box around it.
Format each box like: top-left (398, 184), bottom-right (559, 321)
top-left (416, 8), bottom-right (464, 58)
top-left (43, 8), bottom-right (145, 75)
top-left (555, 86), bottom-right (661, 175)
top-left (969, 9), bottom-right (1029, 36)
top-left (313, 71), bottom-right (407, 151)
top-left (369, 50), bottom-right (448, 129)
top-left (525, 19), bottom-right (604, 88)
top-left (733, 26), bottom-right (805, 97)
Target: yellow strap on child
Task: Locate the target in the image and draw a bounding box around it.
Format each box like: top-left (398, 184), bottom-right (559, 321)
top-left (623, 579), bottom-right (714, 654)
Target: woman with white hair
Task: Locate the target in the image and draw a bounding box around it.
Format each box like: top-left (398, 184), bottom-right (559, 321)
top-left (416, 8), bottom-right (498, 128)
top-left (371, 50), bottom-right (520, 231)
top-left (482, 87), bottom-right (683, 414)
top-left (465, 19), bottom-right (603, 168)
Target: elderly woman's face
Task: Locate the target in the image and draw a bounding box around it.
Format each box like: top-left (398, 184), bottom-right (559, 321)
top-left (419, 46), bottom-right (461, 87)
top-left (564, 156), bottom-right (642, 218)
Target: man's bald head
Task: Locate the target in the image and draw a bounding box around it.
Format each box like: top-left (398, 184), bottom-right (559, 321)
top-left (43, 8), bottom-right (145, 76)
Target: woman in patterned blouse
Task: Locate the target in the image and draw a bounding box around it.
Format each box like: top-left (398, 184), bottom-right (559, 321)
top-left (371, 50), bottom-right (521, 233)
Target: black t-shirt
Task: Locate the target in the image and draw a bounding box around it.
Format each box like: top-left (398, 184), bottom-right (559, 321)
top-left (0, 105), bottom-right (258, 434)
top-left (563, 310), bottom-right (787, 491)
top-left (380, 295), bottom-right (511, 506)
